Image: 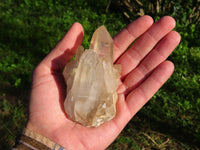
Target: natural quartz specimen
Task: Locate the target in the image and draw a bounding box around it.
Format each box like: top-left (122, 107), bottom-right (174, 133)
top-left (63, 26), bottom-right (121, 127)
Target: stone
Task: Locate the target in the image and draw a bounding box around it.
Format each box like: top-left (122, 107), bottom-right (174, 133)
top-left (63, 26), bottom-right (121, 127)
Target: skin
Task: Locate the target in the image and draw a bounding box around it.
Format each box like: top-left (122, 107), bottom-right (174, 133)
top-left (26, 16), bottom-right (181, 150)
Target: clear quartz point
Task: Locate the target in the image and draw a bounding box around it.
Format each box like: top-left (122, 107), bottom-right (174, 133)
top-left (63, 26), bottom-right (121, 127)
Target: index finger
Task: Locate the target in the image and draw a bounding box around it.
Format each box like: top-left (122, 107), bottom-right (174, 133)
top-left (113, 15), bottom-right (153, 62)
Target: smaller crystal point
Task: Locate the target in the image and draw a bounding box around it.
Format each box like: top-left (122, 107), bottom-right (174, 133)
top-left (63, 26), bottom-right (121, 127)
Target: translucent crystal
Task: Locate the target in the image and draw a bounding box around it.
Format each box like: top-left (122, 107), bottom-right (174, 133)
top-left (63, 26), bottom-right (121, 127)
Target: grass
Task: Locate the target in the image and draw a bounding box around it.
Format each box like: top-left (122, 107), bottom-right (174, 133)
top-left (0, 92), bottom-right (27, 149)
top-left (0, 0), bottom-right (200, 149)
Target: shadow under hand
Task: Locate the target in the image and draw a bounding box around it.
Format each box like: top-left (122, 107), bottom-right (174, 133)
top-left (50, 32), bottom-right (84, 117)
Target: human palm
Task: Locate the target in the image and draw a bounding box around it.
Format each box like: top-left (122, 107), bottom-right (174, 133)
top-left (27, 16), bottom-right (180, 150)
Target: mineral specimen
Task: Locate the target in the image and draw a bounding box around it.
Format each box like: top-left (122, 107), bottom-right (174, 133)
top-left (63, 26), bottom-right (121, 127)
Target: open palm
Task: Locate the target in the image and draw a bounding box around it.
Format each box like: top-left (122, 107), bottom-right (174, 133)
top-left (27, 16), bottom-right (180, 150)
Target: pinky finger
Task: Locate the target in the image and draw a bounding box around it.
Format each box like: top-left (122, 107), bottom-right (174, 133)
top-left (125, 61), bottom-right (174, 116)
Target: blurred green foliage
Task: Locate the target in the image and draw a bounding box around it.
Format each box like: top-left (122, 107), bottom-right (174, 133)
top-left (0, 0), bottom-right (199, 149)
top-left (0, 93), bottom-right (27, 149)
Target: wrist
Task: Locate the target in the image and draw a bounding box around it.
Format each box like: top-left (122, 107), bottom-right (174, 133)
top-left (26, 120), bottom-right (53, 142)
top-left (13, 128), bottom-right (65, 150)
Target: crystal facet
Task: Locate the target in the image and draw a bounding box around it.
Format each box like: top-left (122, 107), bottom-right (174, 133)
top-left (63, 26), bottom-right (121, 127)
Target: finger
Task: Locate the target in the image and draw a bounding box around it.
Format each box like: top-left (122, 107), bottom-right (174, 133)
top-left (117, 16), bottom-right (176, 77)
top-left (126, 61), bottom-right (174, 116)
top-left (118, 31), bottom-right (181, 94)
top-left (41, 22), bottom-right (84, 72)
top-left (113, 15), bottom-right (153, 61)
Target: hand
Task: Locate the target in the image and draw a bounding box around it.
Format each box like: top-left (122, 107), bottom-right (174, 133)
top-left (26, 16), bottom-right (180, 150)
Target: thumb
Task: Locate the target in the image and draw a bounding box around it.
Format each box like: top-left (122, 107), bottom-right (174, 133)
top-left (41, 22), bottom-right (84, 72)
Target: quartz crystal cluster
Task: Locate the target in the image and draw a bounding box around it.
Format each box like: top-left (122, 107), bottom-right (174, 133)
top-left (63, 26), bottom-right (121, 127)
